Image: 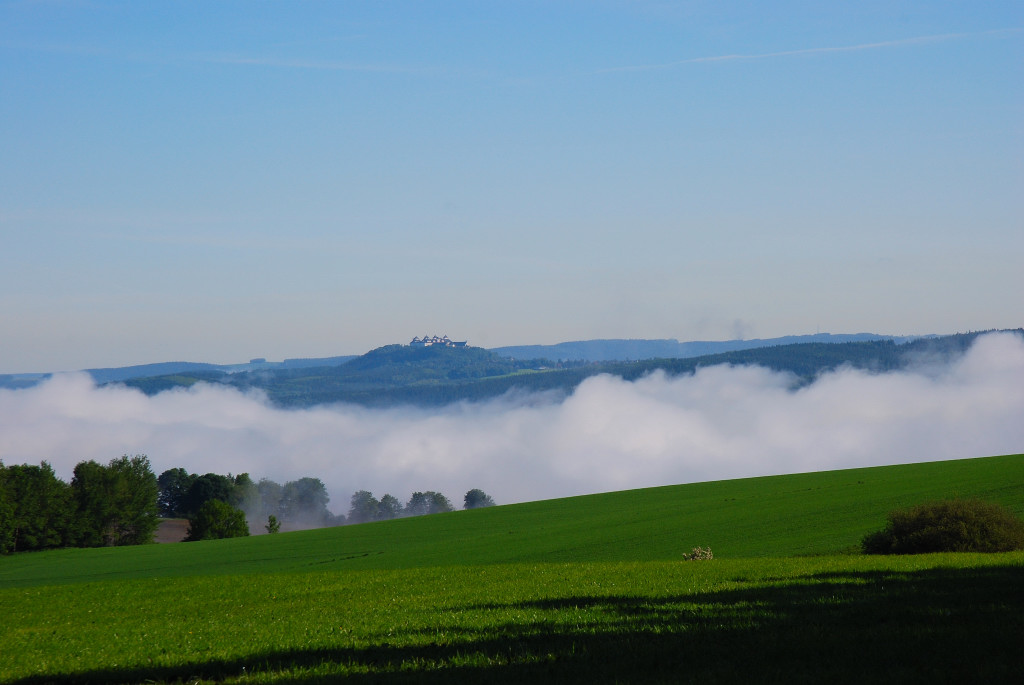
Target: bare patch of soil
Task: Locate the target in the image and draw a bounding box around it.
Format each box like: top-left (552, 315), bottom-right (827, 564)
top-left (155, 518), bottom-right (189, 543)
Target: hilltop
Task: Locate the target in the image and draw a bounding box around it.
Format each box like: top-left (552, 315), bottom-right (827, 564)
top-left (110, 329), bottom-right (1021, 407)
top-left (141, 343), bottom-right (551, 407)
top-left (4, 329), bottom-right (1019, 408)
top-left (1, 331), bottom-right (908, 387)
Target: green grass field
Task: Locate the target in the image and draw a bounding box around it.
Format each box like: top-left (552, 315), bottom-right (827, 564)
top-left (2, 454), bottom-right (1022, 683)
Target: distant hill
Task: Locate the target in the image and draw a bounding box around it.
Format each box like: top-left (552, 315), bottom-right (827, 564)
top-left (85, 362), bottom-right (232, 384)
top-left (200, 344), bottom-right (548, 407)
top-left (0, 333), bottom-right (919, 388)
top-left (84, 355), bottom-right (357, 384)
top-left (106, 329), bottom-right (1021, 408)
top-left (490, 333), bottom-right (921, 362)
top-left (0, 356), bottom-right (358, 389)
top-left (6, 330), bottom-right (1017, 401)
top-left (0, 373), bottom-right (48, 390)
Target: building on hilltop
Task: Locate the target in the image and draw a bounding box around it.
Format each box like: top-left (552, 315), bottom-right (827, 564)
top-left (409, 334), bottom-right (468, 348)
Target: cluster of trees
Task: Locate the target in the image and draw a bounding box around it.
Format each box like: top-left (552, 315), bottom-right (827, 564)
top-left (2, 454), bottom-right (498, 553)
top-left (0, 457), bottom-right (343, 552)
top-left (156, 468), bottom-right (340, 538)
top-left (0, 455), bottom-right (159, 554)
top-left (347, 488), bottom-right (495, 524)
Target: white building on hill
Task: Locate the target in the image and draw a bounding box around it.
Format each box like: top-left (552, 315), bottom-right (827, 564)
top-left (409, 334), bottom-right (468, 348)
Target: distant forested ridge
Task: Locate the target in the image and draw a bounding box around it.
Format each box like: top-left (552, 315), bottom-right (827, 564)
top-left (490, 332), bottom-right (919, 362)
top-left (84, 355), bottom-right (357, 384)
top-left (0, 356), bottom-right (359, 389)
top-left (106, 329), bottom-right (1021, 409)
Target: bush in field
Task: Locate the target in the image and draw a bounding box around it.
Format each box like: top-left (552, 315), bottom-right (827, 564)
top-left (185, 500), bottom-right (250, 541)
top-left (862, 499), bottom-right (1024, 554)
top-left (683, 546), bottom-right (713, 561)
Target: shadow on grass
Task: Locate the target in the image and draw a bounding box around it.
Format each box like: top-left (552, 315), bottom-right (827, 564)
top-left (13, 564), bottom-right (1023, 684)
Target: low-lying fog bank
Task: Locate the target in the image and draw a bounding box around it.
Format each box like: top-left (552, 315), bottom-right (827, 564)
top-left (2, 332), bottom-right (1021, 512)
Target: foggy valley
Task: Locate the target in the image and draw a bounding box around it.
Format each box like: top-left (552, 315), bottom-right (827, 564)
top-left (2, 331), bottom-right (1021, 517)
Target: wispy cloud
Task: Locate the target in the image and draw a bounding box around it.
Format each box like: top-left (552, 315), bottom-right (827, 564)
top-left (599, 28), bottom-right (1022, 73)
top-left (0, 39), bottom-right (442, 76)
top-left (0, 38), bottom-right (112, 57)
top-left (193, 53), bottom-right (438, 75)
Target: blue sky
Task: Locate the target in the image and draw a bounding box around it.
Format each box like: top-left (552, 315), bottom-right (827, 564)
top-left (2, 1), bottom-right (1021, 372)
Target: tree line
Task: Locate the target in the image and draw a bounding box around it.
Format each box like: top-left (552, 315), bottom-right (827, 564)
top-left (347, 488), bottom-right (494, 524)
top-left (1, 456), bottom-right (497, 553)
top-left (156, 468), bottom-right (339, 532)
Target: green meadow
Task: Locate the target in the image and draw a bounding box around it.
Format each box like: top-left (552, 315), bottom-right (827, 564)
top-left (2, 454), bottom-right (1023, 683)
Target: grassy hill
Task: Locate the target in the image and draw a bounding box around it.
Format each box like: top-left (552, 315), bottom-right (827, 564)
top-left (2, 454), bottom-right (1022, 684)
top-left (3, 453), bottom-right (1021, 589)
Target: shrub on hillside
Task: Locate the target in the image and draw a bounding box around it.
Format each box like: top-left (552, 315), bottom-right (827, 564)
top-left (862, 499), bottom-right (1024, 554)
top-left (683, 546), bottom-right (713, 561)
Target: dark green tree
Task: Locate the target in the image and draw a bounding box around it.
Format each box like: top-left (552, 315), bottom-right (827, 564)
top-left (1, 462), bottom-right (72, 553)
top-left (106, 455), bottom-right (160, 545)
top-left (185, 499), bottom-right (250, 541)
top-left (182, 473), bottom-right (235, 518)
top-left (265, 514), bottom-right (281, 534)
top-left (281, 477), bottom-right (333, 527)
top-left (429, 491), bottom-right (453, 514)
top-left (0, 462), bottom-right (13, 554)
top-left (405, 491), bottom-right (430, 516)
top-left (348, 490), bottom-right (379, 524)
top-left (70, 459), bottom-right (113, 547)
top-left (157, 467), bottom-right (196, 518)
top-left (72, 455), bottom-right (159, 547)
top-left (406, 491), bottom-right (453, 516)
top-left (377, 494), bottom-right (403, 520)
top-left (463, 489), bottom-right (496, 510)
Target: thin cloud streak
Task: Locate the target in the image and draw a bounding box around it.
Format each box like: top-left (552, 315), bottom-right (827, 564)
top-left (192, 53), bottom-right (440, 75)
top-left (0, 333), bottom-right (1021, 514)
top-left (599, 28), bottom-right (1022, 73)
top-left (0, 39), bottom-right (442, 77)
